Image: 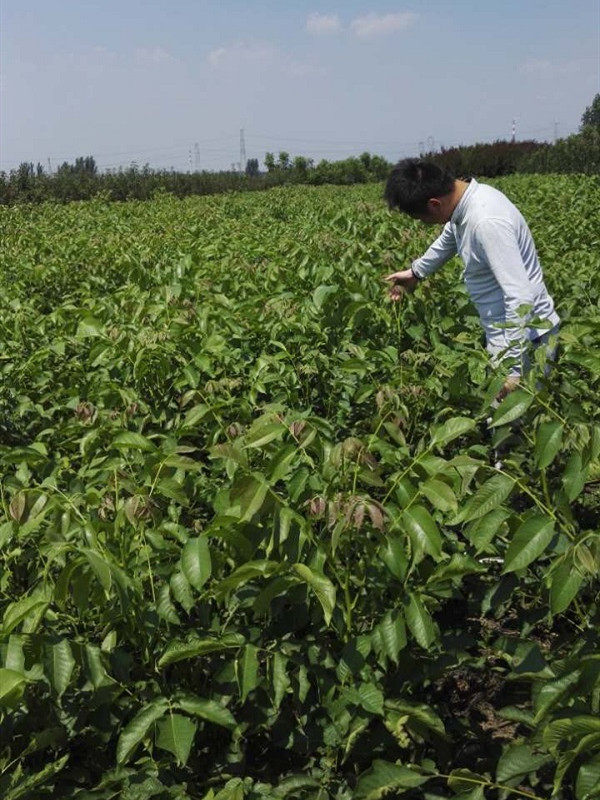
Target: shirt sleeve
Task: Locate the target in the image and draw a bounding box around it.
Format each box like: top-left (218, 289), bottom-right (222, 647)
top-left (411, 223), bottom-right (457, 279)
top-left (473, 217), bottom-right (536, 376)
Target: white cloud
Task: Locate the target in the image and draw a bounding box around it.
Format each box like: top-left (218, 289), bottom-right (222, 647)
top-left (520, 58), bottom-right (583, 77)
top-left (135, 47), bottom-right (176, 66)
top-left (350, 12), bottom-right (417, 38)
top-left (520, 59), bottom-right (553, 75)
top-left (287, 61), bottom-right (326, 78)
top-left (207, 41), bottom-right (276, 68)
top-left (306, 12), bottom-right (341, 35)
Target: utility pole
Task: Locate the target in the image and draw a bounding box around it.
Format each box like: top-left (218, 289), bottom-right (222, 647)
top-left (553, 121), bottom-right (559, 143)
top-left (239, 128), bottom-right (246, 172)
top-left (511, 119), bottom-right (516, 142)
top-left (188, 147), bottom-right (193, 173)
top-left (47, 157), bottom-right (52, 175)
top-left (194, 142), bottom-right (201, 171)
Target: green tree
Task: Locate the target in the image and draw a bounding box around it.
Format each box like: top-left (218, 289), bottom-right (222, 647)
top-left (292, 155), bottom-right (311, 174)
top-left (277, 151), bottom-right (290, 170)
top-left (581, 93), bottom-right (600, 130)
top-left (264, 152), bottom-right (276, 172)
top-left (245, 158), bottom-right (260, 177)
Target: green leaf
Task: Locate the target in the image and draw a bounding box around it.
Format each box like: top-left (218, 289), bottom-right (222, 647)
top-left (175, 695), bottom-right (237, 729)
top-left (447, 769), bottom-right (486, 795)
top-left (430, 416), bottom-right (475, 448)
top-left (3, 755), bottom-right (69, 800)
top-left (357, 682), bottom-right (384, 715)
top-left (84, 644), bottom-right (112, 689)
top-left (209, 442), bottom-right (248, 467)
top-left (455, 474), bottom-right (514, 523)
top-left (158, 633), bottom-right (245, 668)
top-left (170, 571), bottom-right (194, 613)
top-left (2, 595), bottom-right (49, 635)
top-left (76, 315), bottom-right (104, 338)
top-left (426, 553), bottom-right (485, 586)
top-left (550, 559), bottom-right (584, 614)
top-left (271, 653), bottom-right (290, 710)
top-left (45, 639), bottom-right (75, 698)
top-left (216, 560), bottom-right (281, 599)
top-left (268, 444), bottom-right (297, 483)
top-left (503, 515), bottom-right (554, 573)
top-left (405, 593), bottom-right (437, 649)
top-left (355, 760), bottom-right (428, 799)
top-left (496, 744), bottom-right (551, 784)
top-left (228, 475), bottom-right (269, 522)
top-left (535, 421), bottom-right (564, 469)
top-left (312, 284), bottom-right (337, 310)
top-left (163, 454), bottom-right (203, 471)
top-left (373, 610), bottom-right (406, 665)
top-left (385, 699), bottom-right (446, 737)
top-left (401, 505), bottom-right (442, 561)
top-left (237, 644), bottom-right (259, 703)
top-left (0, 668), bottom-right (27, 708)
top-left (420, 478), bottom-right (458, 513)
top-left (244, 416), bottom-right (287, 448)
top-left (81, 548), bottom-right (112, 592)
top-left (563, 451), bottom-right (587, 502)
top-left (292, 563), bottom-right (336, 625)
top-left (490, 389), bottom-right (534, 427)
top-left (181, 403), bottom-right (209, 429)
top-left (465, 508), bottom-right (509, 553)
top-left (576, 754), bottom-right (600, 800)
top-left (213, 779), bottom-right (245, 800)
top-left (156, 583), bottom-right (181, 625)
top-left (155, 477), bottom-right (189, 506)
top-left (156, 713), bottom-right (197, 766)
top-left (9, 492), bottom-right (26, 522)
top-left (4, 635), bottom-right (24, 672)
top-left (181, 536), bottom-right (211, 591)
top-left (111, 431), bottom-right (156, 452)
top-left (535, 673), bottom-right (582, 723)
top-left (380, 536), bottom-right (408, 581)
top-left (116, 698), bottom-right (169, 764)
top-left (554, 732), bottom-right (600, 795)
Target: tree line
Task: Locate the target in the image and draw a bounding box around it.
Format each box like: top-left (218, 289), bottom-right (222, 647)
top-left (2, 95), bottom-right (599, 205)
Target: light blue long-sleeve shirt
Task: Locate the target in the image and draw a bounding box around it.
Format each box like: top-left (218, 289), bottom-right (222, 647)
top-left (410, 178), bottom-right (559, 375)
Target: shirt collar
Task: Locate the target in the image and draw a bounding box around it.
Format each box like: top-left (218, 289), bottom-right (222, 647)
top-left (451, 178), bottom-right (478, 226)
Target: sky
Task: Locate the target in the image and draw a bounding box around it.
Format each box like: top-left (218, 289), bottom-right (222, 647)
top-left (1, 0), bottom-right (599, 172)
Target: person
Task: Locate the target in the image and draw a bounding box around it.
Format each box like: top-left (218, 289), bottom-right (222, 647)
top-left (383, 159), bottom-right (559, 400)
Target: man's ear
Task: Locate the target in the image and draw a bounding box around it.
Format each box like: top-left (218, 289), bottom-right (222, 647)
top-left (427, 198), bottom-right (442, 212)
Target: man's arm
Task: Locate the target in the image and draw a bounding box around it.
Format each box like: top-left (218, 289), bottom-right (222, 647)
top-left (411, 222), bottom-right (458, 278)
top-left (385, 223), bottom-right (457, 295)
top-left (473, 217), bottom-right (536, 377)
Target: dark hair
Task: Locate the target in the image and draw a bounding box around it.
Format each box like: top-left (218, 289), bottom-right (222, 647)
top-left (384, 158), bottom-right (455, 214)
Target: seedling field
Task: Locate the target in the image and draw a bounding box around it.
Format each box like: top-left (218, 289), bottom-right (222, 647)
top-left (0, 175), bottom-right (599, 799)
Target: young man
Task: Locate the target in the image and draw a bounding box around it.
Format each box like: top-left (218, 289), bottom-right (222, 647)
top-left (383, 159), bottom-right (559, 399)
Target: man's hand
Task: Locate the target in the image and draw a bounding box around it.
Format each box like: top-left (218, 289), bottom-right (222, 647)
top-left (496, 375), bottom-right (520, 402)
top-left (384, 269), bottom-right (418, 300)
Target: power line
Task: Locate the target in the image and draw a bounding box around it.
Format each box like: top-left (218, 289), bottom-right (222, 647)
top-left (32, 136), bottom-right (239, 162)
top-left (0, 123), bottom-right (565, 173)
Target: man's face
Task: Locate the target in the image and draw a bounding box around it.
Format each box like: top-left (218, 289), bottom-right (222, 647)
top-left (409, 198), bottom-right (448, 225)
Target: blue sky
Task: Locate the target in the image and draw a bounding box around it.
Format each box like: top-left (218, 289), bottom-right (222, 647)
top-left (1, 0), bottom-right (598, 172)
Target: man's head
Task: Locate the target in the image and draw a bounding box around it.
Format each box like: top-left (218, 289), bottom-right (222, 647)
top-left (384, 159), bottom-right (456, 224)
